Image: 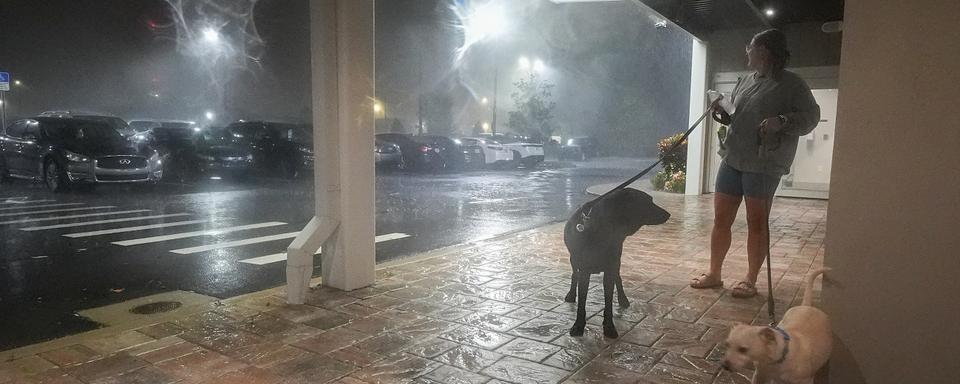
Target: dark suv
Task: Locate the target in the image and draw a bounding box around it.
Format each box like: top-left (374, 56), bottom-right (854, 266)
top-left (205, 121), bottom-right (313, 179)
top-left (0, 118), bottom-right (162, 191)
top-left (560, 137), bottom-right (601, 161)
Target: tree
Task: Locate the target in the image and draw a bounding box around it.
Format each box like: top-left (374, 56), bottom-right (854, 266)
top-left (508, 73), bottom-right (556, 141)
top-left (421, 91), bottom-right (454, 135)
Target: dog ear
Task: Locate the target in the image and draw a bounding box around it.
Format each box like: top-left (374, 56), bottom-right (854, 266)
top-left (759, 328), bottom-right (777, 343)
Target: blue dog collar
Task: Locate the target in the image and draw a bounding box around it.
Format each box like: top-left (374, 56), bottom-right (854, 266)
top-left (770, 326), bottom-right (791, 364)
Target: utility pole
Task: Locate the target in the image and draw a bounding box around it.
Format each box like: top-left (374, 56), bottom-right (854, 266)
top-left (418, 53), bottom-right (424, 135)
top-left (491, 62), bottom-right (498, 135)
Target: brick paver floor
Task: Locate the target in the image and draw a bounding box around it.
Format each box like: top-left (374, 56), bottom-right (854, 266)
top-left (0, 192), bottom-right (827, 383)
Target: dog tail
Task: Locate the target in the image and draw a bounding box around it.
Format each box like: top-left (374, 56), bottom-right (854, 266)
top-left (801, 267), bottom-right (830, 307)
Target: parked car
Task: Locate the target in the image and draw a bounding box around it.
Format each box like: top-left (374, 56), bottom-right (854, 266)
top-left (0, 117), bottom-right (162, 191)
top-left (560, 136), bottom-right (601, 161)
top-left (375, 139), bottom-right (403, 169)
top-left (411, 135), bottom-right (465, 171)
top-left (39, 111), bottom-right (135, 138)
top-left (209, 121), bottom-right (313, 179)
top-left (375, 133), bottom-right (445, 172)
top-left (128, 120), bottom-right (204, 181)
top-left (480, 133), bottom-right (545, 168)
top-left (459, 137), bottom-right (514, 169)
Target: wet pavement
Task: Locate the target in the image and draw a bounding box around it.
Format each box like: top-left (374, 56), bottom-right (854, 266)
top-left (0, 191), bottom-right (828, 383)
top-left (0, 158), bottom-right (650, 350)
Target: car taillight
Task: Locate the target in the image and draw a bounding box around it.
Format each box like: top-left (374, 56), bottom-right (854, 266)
top-left (419, 145), bottom-right (432, 153)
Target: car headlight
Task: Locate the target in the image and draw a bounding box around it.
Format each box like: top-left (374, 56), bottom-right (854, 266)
top-left (245, 154), bottom-right (254, 161)
top-left (567, 139), bottom-right (575, 146)
top-left (65, 151), bottom-right (90, 163)
top-left (149, 152), bottom-right (162, 166)
top-left (199, 155), bottom-right (215, 161)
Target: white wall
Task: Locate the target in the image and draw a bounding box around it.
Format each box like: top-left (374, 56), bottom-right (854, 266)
top-left (685, 38), bottom-right (708, 195)
top-left (824, 0), bottom-right (960, 382)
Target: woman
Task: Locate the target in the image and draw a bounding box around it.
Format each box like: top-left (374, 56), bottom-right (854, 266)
top-left (690, 29), bottom-right (820, 298)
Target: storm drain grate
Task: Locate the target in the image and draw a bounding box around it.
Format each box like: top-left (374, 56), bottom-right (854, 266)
top-left (129, 301), bottom-right (182, 315)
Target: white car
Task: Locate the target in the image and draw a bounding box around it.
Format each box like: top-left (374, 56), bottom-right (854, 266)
top-left (460, 138), bottom-right (515, 168)
top-left (480, 133), bottom-right (545, 168)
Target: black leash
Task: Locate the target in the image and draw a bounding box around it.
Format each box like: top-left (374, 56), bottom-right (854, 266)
top-left (759, 132), bottom-right (777, 326)
top-left (598, 107), bottom-right (713, 200)
top-left (576, 101), bottom-right (718, 233)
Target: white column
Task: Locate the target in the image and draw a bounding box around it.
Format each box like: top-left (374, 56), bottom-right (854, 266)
top-left (287, 0), bottom-right (375, 304)
top-left (685, 38), bottom-right (708, 195)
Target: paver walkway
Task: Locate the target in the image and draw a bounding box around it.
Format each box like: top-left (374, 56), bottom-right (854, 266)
top-left (0, 192), bottom-right (827, 384)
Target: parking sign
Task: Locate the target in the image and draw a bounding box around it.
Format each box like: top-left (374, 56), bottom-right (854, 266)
top-left (0, 72), bottom-right (9, 91)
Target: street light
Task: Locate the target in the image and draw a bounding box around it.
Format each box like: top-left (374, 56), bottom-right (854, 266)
top-left (533, 59), bottom-right (546, 73)
top-left (205, 111), bottom-right (216, 121)
top-left (13, 80), bottom-right (21, 86)
top-left (481, 97), bottom-right (489, 105)
top-left (202, 27), bottom-right (221, 44)
top-left (373, 102), bottom-right (382, 113)
top-left (518, 57), bottom-right (531, 70)
top-left (460, 1), bottom-right (508, 135)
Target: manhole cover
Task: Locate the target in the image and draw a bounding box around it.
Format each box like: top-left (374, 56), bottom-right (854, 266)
top-left (129, 301), bottom-right (182, 315)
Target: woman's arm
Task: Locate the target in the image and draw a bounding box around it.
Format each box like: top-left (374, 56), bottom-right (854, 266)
top-left (781, 81), bottom-right (821, 136)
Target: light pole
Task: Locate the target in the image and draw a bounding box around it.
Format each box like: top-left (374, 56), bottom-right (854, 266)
top-left (461, 1), bottom-right (507, 135)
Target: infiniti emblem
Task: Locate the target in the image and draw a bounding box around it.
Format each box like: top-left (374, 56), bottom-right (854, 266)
top-left (119, 159), bottom-right (132, 165)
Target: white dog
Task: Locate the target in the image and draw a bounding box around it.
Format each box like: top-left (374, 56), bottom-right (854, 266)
top-left (721, 268), bottom-right (832, 384)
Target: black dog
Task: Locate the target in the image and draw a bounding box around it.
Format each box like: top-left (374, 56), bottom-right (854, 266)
top-left (564, 188), bottom-right (670, 338)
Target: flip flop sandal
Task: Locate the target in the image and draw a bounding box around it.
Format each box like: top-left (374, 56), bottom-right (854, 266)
top-left (690, 273), bottom-right (723, 289)
top-left (731, 281), bottom-right (758, 298)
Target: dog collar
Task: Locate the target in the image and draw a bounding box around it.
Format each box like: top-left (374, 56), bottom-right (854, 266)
top-left (770, 326), bottom-right (791, 364)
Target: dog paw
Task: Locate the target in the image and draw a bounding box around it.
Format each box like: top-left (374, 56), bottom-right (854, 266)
top-left (569, 324), bottom-right (586, 337)
top-left (603, 323), bottom-right (619, 339)
top-left (564, 292), bottom-right (577, 303)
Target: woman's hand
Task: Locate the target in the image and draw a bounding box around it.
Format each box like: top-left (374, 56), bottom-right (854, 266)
top-left (759, 116), bottom-right (783, 135)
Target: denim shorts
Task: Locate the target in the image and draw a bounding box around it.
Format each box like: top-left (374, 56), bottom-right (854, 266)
top-left (715, 162), bottom-right (781, 198)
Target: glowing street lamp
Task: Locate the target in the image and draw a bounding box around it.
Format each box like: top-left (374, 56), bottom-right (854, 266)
top-left (460, 1), bottom-right (509, 135)
top-left (533, 59), bottom-right (546, 73)
top-left (13, 80), bottom-right (21, 86)
top-left (205, 111), bottom-right (216, 121)
top-left (481, 97), bottom-right (489, 105)
top-left (202, 27), bottom-right (221, 44)
top-left (518, 56), bottom-right (531, 70)
top-left (373, 102), bottom-right (382, 113)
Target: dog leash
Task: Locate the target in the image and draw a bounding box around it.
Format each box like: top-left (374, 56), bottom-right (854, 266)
top-left (759, 130), bottom-right (777, 326)
top-left (576, 100), bottom-right (720, 233)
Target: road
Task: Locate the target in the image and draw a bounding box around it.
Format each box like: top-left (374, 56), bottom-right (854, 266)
top-left (0, 157), bottom-right (652, 350)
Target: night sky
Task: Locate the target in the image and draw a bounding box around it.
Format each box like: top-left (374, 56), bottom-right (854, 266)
top-left (1, 0), bottom-right (694, 156)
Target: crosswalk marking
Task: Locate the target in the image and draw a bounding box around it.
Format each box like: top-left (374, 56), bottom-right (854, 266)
top-left (111, 222), bottom-right (287, 247)
top-left (237, 233), bottom-right (412, 265)
top-left (0, 206), bottom-right (116, 218)
top-left (170, 231), bottom-right (301, 254)
top-left (19, 213), bottom-right (192, 232)
top-left (0, 199), bottom-right (54, 205)
top-left (0, 203), bottom-right (84, 212)
top-left (0, 210), bottom-right (152, 225)
top-left (62, 220), bottom-right (206, 238)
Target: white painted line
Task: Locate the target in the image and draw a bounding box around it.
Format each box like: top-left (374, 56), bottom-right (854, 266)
top-left (19, 213), bottom-right (192, 231)
top-left (1, 199), bottom-right (54, 205)
top-left (62, 220), bottom-right (206, 238)
top-left (0, 206), bottom-right (116, 218)
top-left (170, 231), bottom-right (301, 255)
top-left (237, 233), bottom-right (412, 265)
top-left (0, 210), bottom-right (151, 225)
top-left (0, 203), bottom-right (84, 211)
top-left (112, 222), bottom-right (287, 247)
top-left (238, 253), bottom-right (289, 265)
